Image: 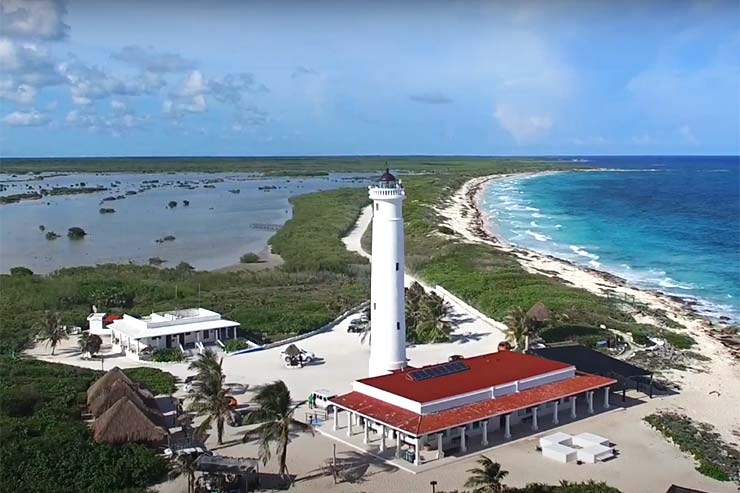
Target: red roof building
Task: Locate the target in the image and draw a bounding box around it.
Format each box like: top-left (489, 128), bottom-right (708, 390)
top-left (328, 351), bottom-right (616, 467)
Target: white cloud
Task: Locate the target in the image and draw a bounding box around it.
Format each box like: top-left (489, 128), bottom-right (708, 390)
top-left (65, 107), bottom-right (147, 136)
top-left (58, 57), bottom-right (164, 106)
top-left (494, 104), bottom-right (553, 143)
top-left (0, 80), bottom-right (36, 103)
top-left (3, 108), bottom-right (49, 126)
top-left (164, 70), bottom-right (268, 120)
top-left (678, 124), bottom-right (698, 144)
top-left (0, 0), bottom-right (69, 41)
top-left (111, 45), bottom-right (195, 74)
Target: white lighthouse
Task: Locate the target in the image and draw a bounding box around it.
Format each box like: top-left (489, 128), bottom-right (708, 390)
top-left (368, 168), bottom-right (407, 376)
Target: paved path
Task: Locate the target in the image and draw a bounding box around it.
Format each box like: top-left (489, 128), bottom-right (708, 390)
top-left (342, 205), bottom-right (507, 356)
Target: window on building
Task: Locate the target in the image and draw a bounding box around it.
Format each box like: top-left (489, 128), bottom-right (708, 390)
top-left (395, 262), bottom-right (399, 271)
top-left (373, 303), bottom-right (376, 310)
top-left (203, 331), bottom-right (209, 339)
top-left (375, 203), bottom-right (379, 210)
top-left (472, 421), bottom-right (481, 429)
top-left (396, 322), bottom-right (400, 330)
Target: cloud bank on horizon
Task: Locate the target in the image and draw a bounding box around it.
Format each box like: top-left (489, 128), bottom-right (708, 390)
top-left (0, 0), bottom-right (738, 157)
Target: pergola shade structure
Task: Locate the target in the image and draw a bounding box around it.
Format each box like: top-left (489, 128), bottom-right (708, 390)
top-left (530, 345), bottom-right (654, 397)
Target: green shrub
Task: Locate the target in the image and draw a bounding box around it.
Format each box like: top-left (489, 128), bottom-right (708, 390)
top-left (632, 333), bottom-right (651, 346)
top-left (123, 367), bottom-right (177, 394)
top-left (167, 200), bottom-right (177, 208)
top-left (663, 331), bottom-right (695, 349)
top-left (9, 266), bottom-right (33, 276)
top-left (148, 257), bottom-right (166, 265)
top-left (67, 226), bottom-right (87, 239)
top-left (151, 348), bottom-right (185, 362)
top-left (223, 339), bottom-right (250, 352)
top-left (437, 225), bottom-right (455, 235)
top-left (99, 208), bottom-right (116, 214)
top-left (239, 252), bottom-right (261, 264)
top-left (645, 412), bottom-right (739, 482)
top-left (697, 460), bottom-right (730, 481)
top-left (45, 231), bottom-right (60, 240)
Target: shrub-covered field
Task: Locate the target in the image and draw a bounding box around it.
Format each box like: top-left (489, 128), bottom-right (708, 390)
top-left (270, 188), bottom-right (370, 273)
top-left (0, 357), bottom-right (170, 493)
top-left (644, 411), bottom-right (740, 483)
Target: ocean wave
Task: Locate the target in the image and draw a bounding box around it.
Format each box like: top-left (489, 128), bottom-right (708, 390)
top-left (531, 212), bottom-right (544, 218)
top-left (530, 221), bottom-right (539, 227)
top-left (526, 230), bottom-right (551, 242)
top-left (658, 277), bottom-right (695, 290)
top-left (554, 224), bottom-right (562, 229)
top-left (569, 245), bottom-right (600, 261)
top-left (577, 168), bottom-right (664, 173)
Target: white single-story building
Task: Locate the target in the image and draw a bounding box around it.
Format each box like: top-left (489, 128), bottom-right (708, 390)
top-left (109, 308), bottom-right (240, 360)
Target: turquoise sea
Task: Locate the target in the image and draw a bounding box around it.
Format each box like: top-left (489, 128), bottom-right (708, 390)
top-left (480, 156), bottom-right (740, 322)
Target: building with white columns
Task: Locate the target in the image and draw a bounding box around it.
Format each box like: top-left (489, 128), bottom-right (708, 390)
top-left (368, 169), bottom-right (407, 376)
top-left (330, 350), bottom-right (616, 467)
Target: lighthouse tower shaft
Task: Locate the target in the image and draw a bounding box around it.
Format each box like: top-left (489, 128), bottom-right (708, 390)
top-left (368, 177), bottom-right (406, 376)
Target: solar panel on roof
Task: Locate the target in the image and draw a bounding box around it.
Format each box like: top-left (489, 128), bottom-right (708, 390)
top-left (409, 361), bottom-right (470, 381)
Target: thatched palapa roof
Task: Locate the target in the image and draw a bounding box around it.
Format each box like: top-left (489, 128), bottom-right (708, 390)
top-left (526, 302), bottom-right (552, 323)
top-left (86, 367), bottom-right (134, 405)
top-left (92, 397), bottom-right (168, 445)
top-left (89, 379), bottom-right (161, 419)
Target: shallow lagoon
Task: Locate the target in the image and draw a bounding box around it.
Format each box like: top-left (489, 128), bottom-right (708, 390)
top-left (0, 171), bottom-right (372, 273)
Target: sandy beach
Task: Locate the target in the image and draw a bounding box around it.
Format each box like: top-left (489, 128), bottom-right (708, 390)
top-left (438, 174), bottom-right (740, 446)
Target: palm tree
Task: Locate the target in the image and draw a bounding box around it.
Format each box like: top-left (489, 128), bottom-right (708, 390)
top-left (464, 455), bottom-right (508, 493)
top-left (505, 306), bottom-right (533, 352)
top-left (79, 332), bottom-right (103, 357)
top-left (36, 311), bottom-right (67, 355)
top-left (243, 380), bottom-right (314, 482)
top-left (168, 453), bottom-right (198, 493)
top-left (416, 292), bottom-right (454, 343)
top-left (187, 350), bottom-right (231, 445)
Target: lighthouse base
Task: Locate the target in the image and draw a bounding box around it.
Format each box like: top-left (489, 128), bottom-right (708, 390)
top-left (369, 358), bottom-right (407, 377)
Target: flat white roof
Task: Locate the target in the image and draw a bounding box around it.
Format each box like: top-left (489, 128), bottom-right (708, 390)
top-left (108, 318), bottom-right (239, 339)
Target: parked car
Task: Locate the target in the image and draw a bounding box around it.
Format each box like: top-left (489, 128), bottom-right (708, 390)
top-left (162, 446), bottom-right (210, 460)
top-left (310, 389), bottom-right (336, 411)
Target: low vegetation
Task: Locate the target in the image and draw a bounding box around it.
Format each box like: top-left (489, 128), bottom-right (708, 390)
top-left (68, 226), bottom-right (87, 239)
top-left (644, 411), bottom-right (740, 483)
top-left (269, 188), bottom-right (370, 273)
top-left (0, 357), bottom-right (170, 493)
top-left (99, 207), bottom-right (116, 214)
top-left (122, 367), bottom-right (177, 394)
top-left (239, 252), bottom-right (261, 263)
top-left (223, 339), bottom-right (250, 352)
top-left (151, 347), bottom-right (186, 362)
top-left (45, 231), bottom-right (60, 240)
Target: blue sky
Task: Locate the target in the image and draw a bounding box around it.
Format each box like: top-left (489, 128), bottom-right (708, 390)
top-left (1, 0), bottom-right (738, 157)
